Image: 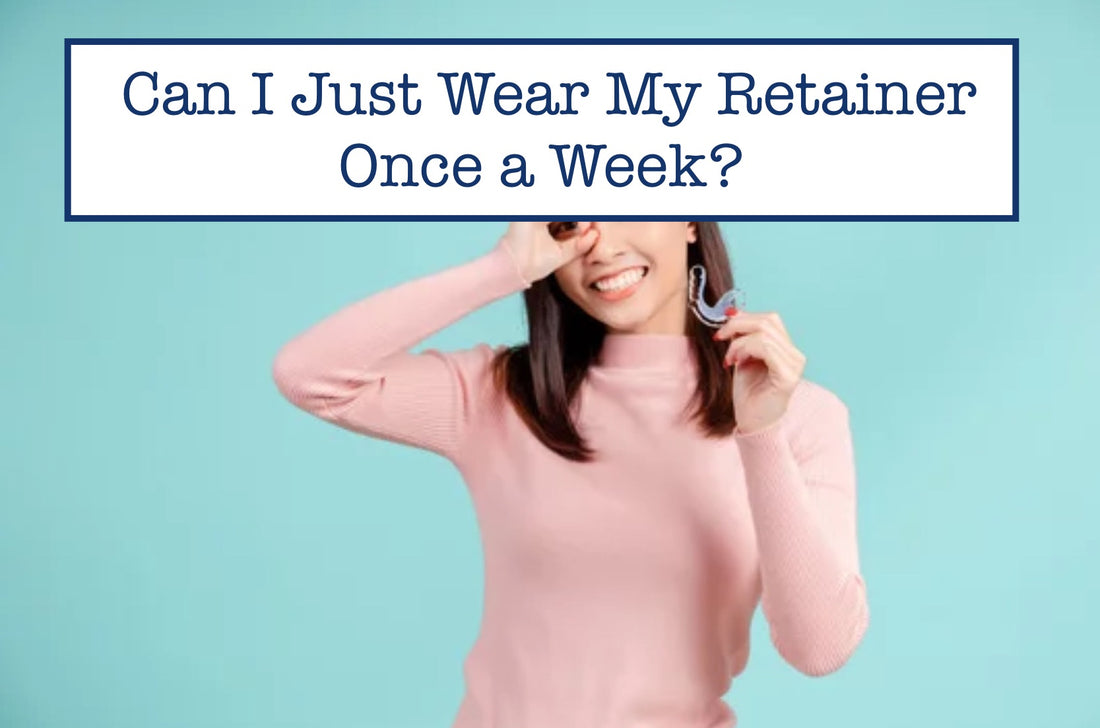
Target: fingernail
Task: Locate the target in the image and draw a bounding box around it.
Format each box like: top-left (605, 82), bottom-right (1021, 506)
top-left (725, 307), bottom-right (739, 316)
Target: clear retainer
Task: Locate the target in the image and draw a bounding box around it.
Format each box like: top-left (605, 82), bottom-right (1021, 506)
top-left (688, 264), bottom-right (745, 328)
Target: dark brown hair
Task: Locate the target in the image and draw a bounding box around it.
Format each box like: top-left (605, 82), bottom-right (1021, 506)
top-left (490, 222), bottom-right (738, 461)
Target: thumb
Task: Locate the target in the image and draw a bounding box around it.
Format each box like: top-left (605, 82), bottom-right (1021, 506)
top-left (559, 221), bottom-right (597, 261)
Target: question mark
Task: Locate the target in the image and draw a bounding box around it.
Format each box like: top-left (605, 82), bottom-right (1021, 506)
top-left (710, 143), bottom-right (742, 188)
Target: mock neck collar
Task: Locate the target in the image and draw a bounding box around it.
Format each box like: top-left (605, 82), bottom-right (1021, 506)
top-left (596, 333), bottom-right (696, 371)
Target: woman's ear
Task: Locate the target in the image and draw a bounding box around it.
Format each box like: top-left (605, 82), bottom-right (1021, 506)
top-left (687, 222), bottom-right (698, 244)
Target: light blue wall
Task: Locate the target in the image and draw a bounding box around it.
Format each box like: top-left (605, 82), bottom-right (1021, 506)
top-left (2, 2), bottom-right (1097, 727)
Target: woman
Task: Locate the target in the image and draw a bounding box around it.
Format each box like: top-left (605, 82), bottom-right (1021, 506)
top-left (271, 221), bottom-right (869, 728)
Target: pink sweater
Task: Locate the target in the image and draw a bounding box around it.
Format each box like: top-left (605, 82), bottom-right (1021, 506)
top-left (271, 242), bottom-right (869, 728)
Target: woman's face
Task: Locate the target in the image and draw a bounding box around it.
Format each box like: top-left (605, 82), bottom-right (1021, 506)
top-left (553, 221), bottom-right (697, 335)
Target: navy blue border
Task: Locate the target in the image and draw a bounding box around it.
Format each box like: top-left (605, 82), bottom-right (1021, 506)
top-left (64, 38), bottom-right (1019, 223)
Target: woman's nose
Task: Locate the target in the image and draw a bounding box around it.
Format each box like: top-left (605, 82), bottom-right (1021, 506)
top-left (584, 226), bottom-right (626, 262)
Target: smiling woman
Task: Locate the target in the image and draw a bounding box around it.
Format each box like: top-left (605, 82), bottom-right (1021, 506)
top-left (272, 221), bottom-right (869, 728)
top-left (548, 221), bottom-right (696, 334)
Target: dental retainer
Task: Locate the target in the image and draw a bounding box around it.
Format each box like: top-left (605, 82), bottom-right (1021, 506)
top-left (689, 264), bottom-right (745, 328)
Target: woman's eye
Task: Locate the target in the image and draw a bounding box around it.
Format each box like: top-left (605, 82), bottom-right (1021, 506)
top-left (548, 221), bottom-right (579, 241)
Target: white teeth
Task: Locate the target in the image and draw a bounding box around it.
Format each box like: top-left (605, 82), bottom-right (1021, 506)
top-left (593, 267), bottom-right (645, 292)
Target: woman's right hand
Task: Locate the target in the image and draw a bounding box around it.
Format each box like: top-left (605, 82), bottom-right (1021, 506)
top-left (498, 221), bottom-right (598, 284)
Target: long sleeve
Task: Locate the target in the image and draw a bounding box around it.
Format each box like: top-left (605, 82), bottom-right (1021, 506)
top-left (271, 241), bottom-right (530, 463)
top-left (734, 381), bottom-right (869, 676)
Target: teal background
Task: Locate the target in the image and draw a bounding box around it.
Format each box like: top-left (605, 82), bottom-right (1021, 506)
top-left (2, 1), bottom-right (1097, 726)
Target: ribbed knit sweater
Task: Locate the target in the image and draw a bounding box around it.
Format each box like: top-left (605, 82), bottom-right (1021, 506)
top-left (271, 242), bottom-right (869, 728)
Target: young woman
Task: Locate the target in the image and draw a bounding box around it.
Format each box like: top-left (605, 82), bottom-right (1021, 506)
top-left (271, 221), bottom-right (869, 728)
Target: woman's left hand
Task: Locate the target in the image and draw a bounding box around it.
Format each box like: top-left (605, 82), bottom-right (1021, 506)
top-left (712, 310), bottom-right (806, 434)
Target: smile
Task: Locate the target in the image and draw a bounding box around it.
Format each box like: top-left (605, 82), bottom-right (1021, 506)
top-left (591, 266), bottom-right (648, 293)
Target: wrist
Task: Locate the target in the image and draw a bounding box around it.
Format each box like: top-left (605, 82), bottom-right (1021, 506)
top-left (496, 238), bottom-right (534, 288)
top-left (734, 413), bottom-right (786, 438)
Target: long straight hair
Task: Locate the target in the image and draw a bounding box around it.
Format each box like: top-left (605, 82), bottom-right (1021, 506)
top-left (490, 222), bottom-right (738, 461)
